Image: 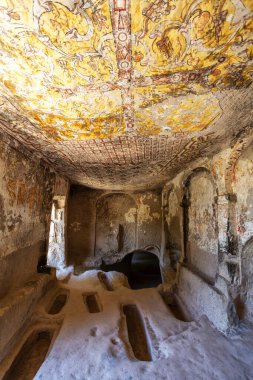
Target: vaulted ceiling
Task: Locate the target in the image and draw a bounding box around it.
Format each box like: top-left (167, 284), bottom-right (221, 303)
top-left (0, 0), bottom-right (252, 189)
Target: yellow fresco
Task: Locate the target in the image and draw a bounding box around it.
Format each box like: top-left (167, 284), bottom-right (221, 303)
top-left (0, 0), bottom-right (252, 141)
top-left (242, 0), bottom-right (253, 12)
top-left (134, 86), bottom-right (222, 133)
top-left (132, 0), bottom-right (253, 87)
top-left (0, 0), bottom-right (122, 140)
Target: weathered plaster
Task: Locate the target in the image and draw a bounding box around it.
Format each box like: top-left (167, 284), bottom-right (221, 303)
top-left (161, 137), bottom-right (253, 330)
top-left (241, 238), bottom-right (253, 322)
top-left (138, 194), bottom-right (161, 224)
top-left (0, 139), bottom-right (54, 258)
top-left (67, 186), bottom-right (162, 267)
top-left (187, 172), bottom-right (219, 281)
top-left (0, 137), bottom-right (67, 297)
top-left (124, 208), bottom-right (137, 223)
top-left (233, 144), bottom-right (253, 247)
top-left (95, 193), bottom-right (137, 260)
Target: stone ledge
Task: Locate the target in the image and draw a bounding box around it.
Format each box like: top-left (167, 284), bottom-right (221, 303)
top-left (0, 273), bottom-right (55, 362)
top-left (176, 264), bottom-right (235, 332)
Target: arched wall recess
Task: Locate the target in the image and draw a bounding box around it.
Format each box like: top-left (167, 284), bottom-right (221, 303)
top-left (224, 136), bottom-right (253, 284)
top-left (182, 167), bottom-right (219, 283)
top-left (163, 185), bottom-right (182, 277)
top-left (94, 193), bottom-right (137, 260)
top-left (240, 237), bottom-right (253, 322)
top-left (142, 245), bottom-right (160, 257)
top-left (225, 138), bottom-right (248, 259)
top-left (47, 195), bottom-right (67, 269)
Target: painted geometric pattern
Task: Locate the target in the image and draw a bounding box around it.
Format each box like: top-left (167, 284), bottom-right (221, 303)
top-left (0, 0), bottom-right (252, 188)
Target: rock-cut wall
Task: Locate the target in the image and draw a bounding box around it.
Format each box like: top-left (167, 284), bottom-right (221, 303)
top-left (67, 187), bottom-right (162, 267)
top-left (162, 136), bottom-right (253, 331)
top-left (0, 137), bottom-right (55, 298)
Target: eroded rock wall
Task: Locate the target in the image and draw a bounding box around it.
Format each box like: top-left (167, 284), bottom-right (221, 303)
top-left (162, 136), bottom-right (253, 330)
top-left (0, 137), bottom-right (67, 298)
top-left (0, 137), bottom-right (70, 362)
top-left (67, 187), bottom-right (162, 267)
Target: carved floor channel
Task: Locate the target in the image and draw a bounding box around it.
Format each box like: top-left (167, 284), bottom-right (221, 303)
top-left (47, 293), bottom-right (68, 315)
top-left (122, 304), bottom-right (152, 362)
top-left (3, 330), bottom-right (54, 380)
top-left (83, 292), bottom-right (102, 313)
top-left (2, 270), bottom-right (253, 380)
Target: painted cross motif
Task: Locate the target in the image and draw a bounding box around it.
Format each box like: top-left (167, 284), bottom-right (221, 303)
top-left (110, 0), bottom-right (134, 132)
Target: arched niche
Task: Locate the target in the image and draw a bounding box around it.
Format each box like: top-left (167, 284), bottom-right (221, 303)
top-left (47, 195), bottom-right (67, 268)
top-left (183, 168), bottom-right (219, 282)
top-left (95, 193), bottom-right (137, 260)
top-left (161, 185), bottom-right (181, 283)
top-left (232, 143), bottom-right (253, 248)
top-left (142, 245), bottom-right (160, 257)
top-left (166, 187), bottom-right (181, 271)
top-left (241, 237), bottom-right (253, 322)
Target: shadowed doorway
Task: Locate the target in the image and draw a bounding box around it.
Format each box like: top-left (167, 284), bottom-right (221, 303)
top-left (100, 250), bottom-right (162, 289)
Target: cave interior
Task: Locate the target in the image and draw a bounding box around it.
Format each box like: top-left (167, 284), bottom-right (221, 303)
top-left (0, 0), bottom-right (253, 379)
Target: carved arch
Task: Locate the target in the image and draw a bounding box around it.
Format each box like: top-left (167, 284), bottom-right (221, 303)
top-left (181, 167), bottom-right (219, 282)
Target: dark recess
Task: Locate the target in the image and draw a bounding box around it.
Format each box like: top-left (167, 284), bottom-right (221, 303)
top-left (101, 250), bottom-right (162, 289)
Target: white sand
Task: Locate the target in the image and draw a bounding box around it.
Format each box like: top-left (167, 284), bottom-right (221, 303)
top-left (36, 270), bottom-right (253, 380)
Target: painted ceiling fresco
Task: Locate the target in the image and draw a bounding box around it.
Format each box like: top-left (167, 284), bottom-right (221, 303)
top-left (0, 0), bottom-right (252, 189)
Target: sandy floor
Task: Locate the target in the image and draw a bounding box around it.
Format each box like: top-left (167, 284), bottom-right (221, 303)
top-left (34, 270), bottom-right (253, 380)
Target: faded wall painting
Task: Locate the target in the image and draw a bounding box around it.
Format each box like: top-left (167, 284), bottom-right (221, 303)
top-left (95, 193), bottom-right (137, 260)
top-left (241, 238), bottom-right (253, 322)
top-left (186, 170), bottom-right (218, 281)
top-left (233, 144), bottom-right (253, 247)
top-left (165, 188), bottom-right (181, 271)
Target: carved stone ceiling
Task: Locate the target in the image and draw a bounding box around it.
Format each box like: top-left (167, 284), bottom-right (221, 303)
top-left (0, 0), bottom-right (252, 190)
